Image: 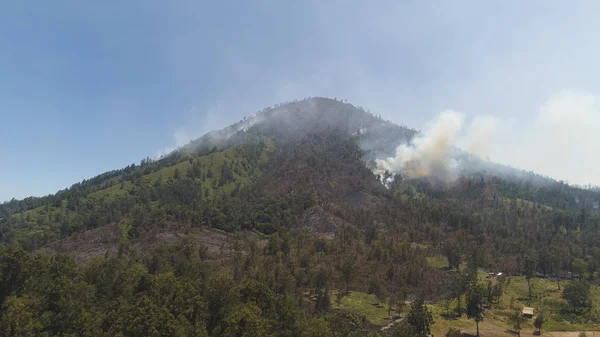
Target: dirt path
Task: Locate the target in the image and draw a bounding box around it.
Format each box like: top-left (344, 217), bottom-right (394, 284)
top-left (380, 318), bottom-right (401, 331)
top-left (543, 332), bottom-right (600, 337)
top-left (459, 329), bottom-right (600, 337)
top-left (458, 320), bottom-right (599, 337)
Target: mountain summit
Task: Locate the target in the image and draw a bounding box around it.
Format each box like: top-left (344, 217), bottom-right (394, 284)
top-left (181, 97), bottom-right (416, 160)
top-left (2, 97), bottom-right (600, 336)
top-left (2, 97), bottom-right (599, 252)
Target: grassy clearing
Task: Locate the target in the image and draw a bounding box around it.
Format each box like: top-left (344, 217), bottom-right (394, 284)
top-left (429, 300), bottom-right (474, 336)
top-left (500, 276), bottom-right (600, 331)
top-left (427, 255), bottom-right (449, 269)
top-left (433, 275), bottom-right (600, 335)
top-left (332, 291), bottom-right (394, 326)
top-left (429, 269), bottom-right (600, 335)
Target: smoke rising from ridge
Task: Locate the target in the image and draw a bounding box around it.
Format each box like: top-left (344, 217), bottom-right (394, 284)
top-left (375, 90), bottom-right (600, 186)
top-left (374, 111), bottom-right (465, 183)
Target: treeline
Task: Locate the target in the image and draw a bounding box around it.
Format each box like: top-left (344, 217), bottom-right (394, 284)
top-left (0, 220), bottom-right (449, 337)
top-left (386, 174), bottom-right (600, 280)
top-left (0, 140), bottom-right (276, 249)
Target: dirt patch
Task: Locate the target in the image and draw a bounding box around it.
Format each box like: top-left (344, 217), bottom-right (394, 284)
top-left (345, 190), bottom-right (377, 206)
top-left (44, 224), bottom-right (266, 263)
top-left (544, 333), bottom-right (600, 337)
top-left (296, 206), bottom-right (355, 238)
top-left (44, 224), bottom-right (122, 262)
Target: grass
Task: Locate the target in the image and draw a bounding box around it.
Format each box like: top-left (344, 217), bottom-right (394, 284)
top-left (332, 291), bottom-right (395, 326)
top-left (427, 256), bottom-right (449, 269)
top-left (6, 140), bottom-right (276, 247)
top-left (429, 271), bottom-right (600, 335)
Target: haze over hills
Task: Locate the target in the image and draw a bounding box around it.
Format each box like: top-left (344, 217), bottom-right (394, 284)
top-left (2, 98), bottom-right (599, 224)
top-left (1, 98), bottom-right (600, 336)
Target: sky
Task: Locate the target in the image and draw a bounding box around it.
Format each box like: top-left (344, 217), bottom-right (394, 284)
top-left (2, 1), bottom-right (600, 201)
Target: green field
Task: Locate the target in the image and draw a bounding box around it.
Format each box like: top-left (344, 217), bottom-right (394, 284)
top-left (431, 274), bottom-right (600, 335)
top-left (427, 255), bottom-right (449, 269)
top-left (332, 291), bottom-right (395, 326)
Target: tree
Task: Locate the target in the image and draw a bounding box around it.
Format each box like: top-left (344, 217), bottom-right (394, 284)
top-left (0, 296), bottom-right (41, 337)
top-left (534, 313), bottom-right (544, 334)
top-left (388, 293), bottom-right (397, 318)
top-left (335, 291), bottom-right (344, 310)
top-left (586, 259), bottom-right (596, 281)
top-left (336, 254), bottom-right (357, 295)
top-left (395, 298), bottom-right (433, 337)
top-left (299, 317), bottom-right (332, 337)
top-left (508, 308), bottom-right (526, 337)
top-left (388, 290), bottom-right (406, 318)
top-left (221, 302), bottom-right (271, 337)
top-left (466, 281), bottom-right (485, 336)
top-left (445, 327), bottom-right (462, 337)
top-left (572, 259), bottom-right (587, 281)
top-left (451, 271), bottom-right (468, 316)
top-left (314, 268), bottom-right (331, 314)
top-left (444, 239), bottom-right (461, 270)
top-left (552, 252), bottom-right (562, 290)
top-left (524, 252), bottom-right (537, 300)
top-left (375, 283), bottom-right (388, 307)
top-left (562, 281), bottom-right (590, 312)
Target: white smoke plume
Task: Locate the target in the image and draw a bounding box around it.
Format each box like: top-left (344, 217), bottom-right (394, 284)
top-left (375, 90), bottom-right (600, 187)
top-left (375, 111), bottom-right (465, 183)
top-left (493, 90), bottom-right (600, 186)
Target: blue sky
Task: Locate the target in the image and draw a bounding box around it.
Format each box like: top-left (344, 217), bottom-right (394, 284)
top-left (2, 1), bottom-right (600, 201)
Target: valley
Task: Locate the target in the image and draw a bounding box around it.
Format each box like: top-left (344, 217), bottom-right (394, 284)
top-left (1, 98), bottom-right (599, 336)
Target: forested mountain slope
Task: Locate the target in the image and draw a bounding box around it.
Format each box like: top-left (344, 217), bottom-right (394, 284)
top-left (1, 97), bottom-right (600, 336)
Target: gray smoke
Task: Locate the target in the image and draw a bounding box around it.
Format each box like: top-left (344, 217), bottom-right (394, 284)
top-left (374, 90), bottom-right (600, 187)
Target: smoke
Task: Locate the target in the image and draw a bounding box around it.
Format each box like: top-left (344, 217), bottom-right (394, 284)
top-left (464, 115), bottom-right (497, 159)
top-left (375, 90), bottom-right (600, 187)
top-left (374, 111), bottom-right (465, 183)
top-left (495, 90), bottom-right (600, 186)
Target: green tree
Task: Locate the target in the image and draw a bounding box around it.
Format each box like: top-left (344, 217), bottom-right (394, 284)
top-left (375, 283), bottom-right (388, 307)
top-left (534, 313), bottom-right (544, 334)
top-left (397, 298), bottom-right (433, 337)
top-left (466, 281), bottom-right (485, 336)
top-left (586, 259), bottom-right (596, 281)
top-left (392, 290), bottom-right (407, 315)
top-left (336, 254), bottom-right (357, 295)
top-left (108, 294), bottom-right (181, 337)
top-left (508, 308), bottom-right (526, 337)
top-left (299, 317), bottom-right (332, 337)
top-left (335, 290), bottom-right (344, 310)
top-left (562, 281), bottom-right (590, 312)
top-left (0, 296), bottom-right (41, 337)
top-left (572, 259), bottom-right (587, 282)
top-left (314, 268), bottom-right (331, 314)
top-left (221, 302), bottom-right (272, 337)
top-left (524, 252), bottom-right (537, 300)
top-left (451, 271), bottom-right (468, 316)
top-left (392, 322), bottom-right (417, 337)
top-left (444, 239), bottom-right (461, 270)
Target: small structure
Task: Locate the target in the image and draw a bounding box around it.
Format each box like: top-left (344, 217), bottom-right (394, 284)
top-left (522, 307), bottom-right (534, 318)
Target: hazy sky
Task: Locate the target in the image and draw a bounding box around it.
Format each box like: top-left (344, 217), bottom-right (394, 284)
top-left (2, 1), bottom-right (600, 201)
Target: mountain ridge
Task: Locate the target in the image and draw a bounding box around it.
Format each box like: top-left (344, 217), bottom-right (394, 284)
top-left (2, 97), bottom-right (600, 336)
top-left (1, 97), bottom-right (599, 252)
top-left (3, 97), bottom-right (597, 211)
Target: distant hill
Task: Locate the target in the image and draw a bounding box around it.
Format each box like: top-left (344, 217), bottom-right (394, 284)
top-left (1, 97), bottom-right (599, 252)
top-left (2, 97), bottom-right (600, 336)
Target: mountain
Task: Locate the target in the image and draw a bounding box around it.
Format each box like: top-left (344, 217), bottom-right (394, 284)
top-left (1, 97), bottom-right (600, 336)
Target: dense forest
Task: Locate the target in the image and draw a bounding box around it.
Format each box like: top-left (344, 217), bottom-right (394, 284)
top-left (1, 98), bottom-right (600, 336)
